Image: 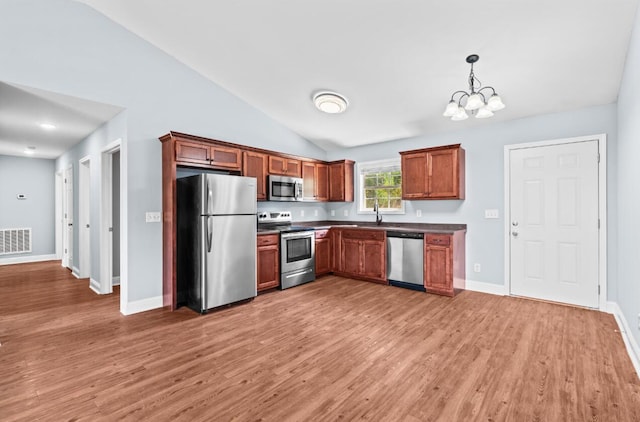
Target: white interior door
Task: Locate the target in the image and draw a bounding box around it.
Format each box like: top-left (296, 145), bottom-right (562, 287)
top-left (509, 140), bottom-right (599, 308)
top-left (63, 166), bottom-right (74, 270)
top-left (79, 158), bottom-right (91, 278)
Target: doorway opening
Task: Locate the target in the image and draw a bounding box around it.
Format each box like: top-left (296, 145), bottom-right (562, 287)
top-left (99, 140), bottom-right (121, 296)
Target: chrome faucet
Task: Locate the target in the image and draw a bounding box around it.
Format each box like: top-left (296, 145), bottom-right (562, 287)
top-left (373, 198), bottom-right (383, 225)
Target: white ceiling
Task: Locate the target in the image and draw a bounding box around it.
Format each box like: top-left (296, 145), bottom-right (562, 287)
top-left (0, 82), bottom-right (123, 159)
top-left (77, 0), bottom-right (639, 150)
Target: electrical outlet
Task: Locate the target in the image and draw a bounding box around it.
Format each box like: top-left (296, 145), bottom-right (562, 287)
top-left (637, 313), bottom-right (640, 330)
top-left (145, 212), bottom-right (161, 223)
top-left (343, 209), bottom-right (349, 217)
top-left (484, 209), bottom-right (499, 219)
top-left (331, 210), bottom-right (335, 216)
top-left (314, 209), bottom-right (318, 217)
top-left (416, 209), bottom-right (422, 217)
top-left (300, 210), bottom-right (305, 217)
top-left (473, 263), bottom-right (481, 273)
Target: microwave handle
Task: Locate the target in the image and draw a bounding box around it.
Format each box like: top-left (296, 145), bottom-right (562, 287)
top-left (296, 181), bottom-right (303, 200)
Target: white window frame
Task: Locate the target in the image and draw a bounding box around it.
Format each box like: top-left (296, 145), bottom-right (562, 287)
top-left (357, 158), bottom-right (405, 215)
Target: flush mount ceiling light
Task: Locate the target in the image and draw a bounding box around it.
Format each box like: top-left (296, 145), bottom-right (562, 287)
top-left (313, 91), bottom-right (348, 114)
top-left (39, 122), bottom-right (56, 130)
top-left (443, 54), bottom-right (506, 121)
top-left (24, 146), bottom-right (36, 155)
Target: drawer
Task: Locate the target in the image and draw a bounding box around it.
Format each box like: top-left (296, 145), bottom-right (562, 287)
top-left (425, 234), bottom-right (451, 246)
top-left (315, 229), bottom-right (329, 240)
top-left (257, 234), bottom-right (279, 247)
top-left (341, 229), bottom-right (385, 241)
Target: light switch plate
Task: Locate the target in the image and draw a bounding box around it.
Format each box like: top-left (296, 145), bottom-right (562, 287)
top-left (145, 212), bottom-right (161, 223)
top-left (343, 210), bottom-right (349, 217)
top-left (300, 210), bottom-right (305, 217)
top-left (314, 209), bottom-right (318, 217)
top-left (330, 210), bottom-right (335, 216)
top-left (484, 209), bottom-right (499, 219)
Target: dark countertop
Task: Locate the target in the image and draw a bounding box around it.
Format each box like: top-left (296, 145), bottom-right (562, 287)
top-left (258, 220), bottom-right (466, 235)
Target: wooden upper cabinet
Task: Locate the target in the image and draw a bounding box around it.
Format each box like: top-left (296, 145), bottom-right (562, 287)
top-left (175, 139), bottom-right (241, 171)
top-left (328, 160), bottom-right (355, 202)
top-left (175, 140), bottom-right (210, 167)
top-left (210, 145), bottom-right (241, 171)
top-left (302, 162), bottom-right (329, 201)
top-left (268, 155), bottom-right (301, 177)
top-left (316, 163), bottom-right (329, 201)
top-left (400, 144), bottom-right (465, 200)
top-left (243, 151), bottom-right (268, 200)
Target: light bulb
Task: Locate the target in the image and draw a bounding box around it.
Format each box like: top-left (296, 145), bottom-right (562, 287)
top-left (486, 94), bottom-right (505, 111)
top-left (443, 101), bottom-right (458, 117)
top-left (465, 93), bottom-right (484, 110)
top-left (475, 106), bottom-right (494, 119)
top-left (451, 106), bottom-right (468, 121)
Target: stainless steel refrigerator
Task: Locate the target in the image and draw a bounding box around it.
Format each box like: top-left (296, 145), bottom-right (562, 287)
top-left (177, 173), bottom-right (257, 313)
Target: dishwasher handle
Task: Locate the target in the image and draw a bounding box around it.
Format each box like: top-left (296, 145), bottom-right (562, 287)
top-left (386, 231), bottom-right (424, 240)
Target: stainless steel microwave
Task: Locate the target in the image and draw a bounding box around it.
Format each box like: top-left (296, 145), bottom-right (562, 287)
top-left (268, 175), bottom-right (303, 201)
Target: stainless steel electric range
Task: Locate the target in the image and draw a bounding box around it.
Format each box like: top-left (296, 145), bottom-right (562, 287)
top-left (257, 211), bottom-right (315, 289)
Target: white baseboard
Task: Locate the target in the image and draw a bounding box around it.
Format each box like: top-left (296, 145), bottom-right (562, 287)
top-left (72, 267), bottom-right (81, 279)
top-left (112, 276), bottom-right (121, 286)
top-left (0, 254), bottom-right (57, 266)
top-left (89, 278), bottom-right (101, 294)
top-left (465, 279), bottom-right (507, 296)
top-left (121, 295), bottom-right (163, 316)
top-left (606, 301), bottom-right (640, 378)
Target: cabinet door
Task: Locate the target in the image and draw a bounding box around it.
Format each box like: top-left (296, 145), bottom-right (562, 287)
top-left (401, 152), bottom-right (427, 199)
top-left (424, 243), bottom-right (453, 296)
top-left (331, 229), bottom-right (342, 272)
top-left (341, 238), bottom-right (361, 276)
top-left (257, 244), bottom-right (279, 291)
top-left (329, 161), bottom-right (354, 202)
top-left (428, 148), bottom-right (459, 198)
top-left (269, 156), bottom-right (301, 177)
top-left (302, 162), bottom-right (316, 200)
top-left (243, 151), bottom-right (268, 200)
top-left (315, 163), bottom-right (329, 201)
top-left (210, 145), bottom-right (241, 171)
top-left (361, 239), bottom-right (386, 281)
top-left (315, 237), bottom-right (331, 276)
top-left (175, 140), bottom-right (210, 166)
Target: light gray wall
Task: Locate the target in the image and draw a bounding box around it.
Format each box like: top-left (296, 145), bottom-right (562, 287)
top-left (326, 104), bottom-right (618, 294)
top-left (0, 155), bottom-right (55, 258)
top-left (1, 0), bottom-right (325, 303)
top-left (616, 3), bottom-right (640, 350)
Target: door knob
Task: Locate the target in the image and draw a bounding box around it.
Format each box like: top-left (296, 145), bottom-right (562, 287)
top-left (512, 231), bottom-right (519, 237)
top-left (512, 221), bottom-right (519, 227)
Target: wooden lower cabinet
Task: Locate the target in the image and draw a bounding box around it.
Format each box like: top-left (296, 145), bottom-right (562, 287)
top-left (257, 234), bottom-right (279, 291)
top-left (424, 231), bottom-right (465, 296)
top-left (314, 230), bottom-right (331, 276)
top-left (335, 228), bottom-right (387, 284)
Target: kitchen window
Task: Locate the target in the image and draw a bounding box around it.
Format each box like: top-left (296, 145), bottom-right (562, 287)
top-left (357, 159), bottom-right (404, 214)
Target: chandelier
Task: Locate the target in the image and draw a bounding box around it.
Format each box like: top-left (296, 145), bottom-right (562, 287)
top-left (442, 54), bottom-right (505, 121)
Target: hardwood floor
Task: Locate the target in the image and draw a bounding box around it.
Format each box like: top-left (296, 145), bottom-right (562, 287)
top-left (1, 261), bottom-right (639, 421)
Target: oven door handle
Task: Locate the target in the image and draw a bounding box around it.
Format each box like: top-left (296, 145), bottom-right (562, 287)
top-left (281, 231), bottom-right (314, 240)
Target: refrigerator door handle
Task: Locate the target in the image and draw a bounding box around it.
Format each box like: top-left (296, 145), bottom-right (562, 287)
top-left (207, 216), bottom-right (213, 253)
top-left (206, 177), bottom-right (213, 215)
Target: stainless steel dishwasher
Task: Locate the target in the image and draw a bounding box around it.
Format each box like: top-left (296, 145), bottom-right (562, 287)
top-left (386, 231), bottom-right (425, 291)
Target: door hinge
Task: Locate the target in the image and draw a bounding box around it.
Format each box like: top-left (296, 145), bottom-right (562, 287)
top-left (598, 219), bottom-right (600, 229)
top-left (598, 285), bottom-right (600, 295)
top-left (597, 153), bottom-right (601, 163)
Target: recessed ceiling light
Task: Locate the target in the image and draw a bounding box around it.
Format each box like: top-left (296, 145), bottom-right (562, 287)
top-left (313, 91), bottom-right (348, 114)
top-left (39, 122), bottom-right (56, 130)
top-left (24, 146), bottom-right (36, 155)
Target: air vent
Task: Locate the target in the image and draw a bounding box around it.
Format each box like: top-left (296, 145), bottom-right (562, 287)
top-left (0, 228), bottom-right (32, 255)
